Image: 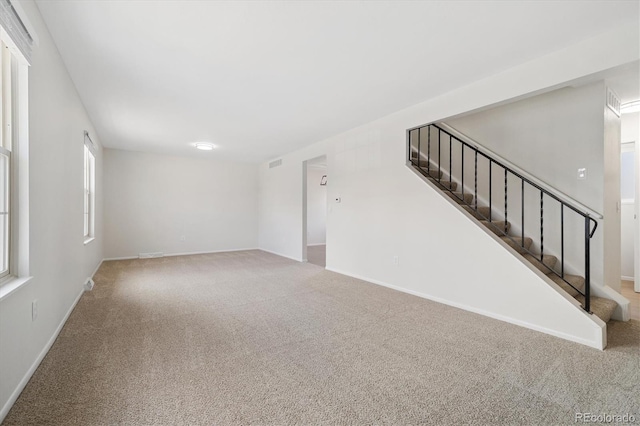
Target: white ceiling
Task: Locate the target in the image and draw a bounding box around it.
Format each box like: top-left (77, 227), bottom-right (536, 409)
top-left (36, 0), bottom-right (639, 162)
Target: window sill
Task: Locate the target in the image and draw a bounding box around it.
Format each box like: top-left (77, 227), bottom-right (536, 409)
top-left (0, 275), bottom-right (33, 301)
top-left (84, 237), bottom-right (95, 245)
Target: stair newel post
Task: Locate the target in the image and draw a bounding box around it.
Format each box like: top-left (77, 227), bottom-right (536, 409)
top-left (521, 180), bottom-right (524, 245)
top-left (540, 191), bottom-right (544, 261)
top-left (584, 216), bottom-right (591, 313)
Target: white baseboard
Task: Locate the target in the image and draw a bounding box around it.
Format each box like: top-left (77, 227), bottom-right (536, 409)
top-left (258, 248), bottom-right (303, 262)
top-left (621, 275), bottom-right (634, 281)
top-left (307, 243), bottom-right (326, 247)
top-left (0, 286), bottom-right (85, 423)
top-left (103, 247), bottom-right (260, 262)
top-left (102, 256), bottom-right (138, 261)
top-left (165, 247), bottom-right (258, 257)
top-left (90, 259), bottom-right (104, 278)
top-left (325, 266), bottom-right (604, 350)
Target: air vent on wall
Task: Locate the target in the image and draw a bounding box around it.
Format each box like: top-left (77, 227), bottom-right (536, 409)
top-left (269, 159), bottom-right (282, 169)
top-left (606, 88), bottom-right (621, 117)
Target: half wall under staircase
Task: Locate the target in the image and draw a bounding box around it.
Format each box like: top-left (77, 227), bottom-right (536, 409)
top-left (407, 123), bottom-right (624, 332)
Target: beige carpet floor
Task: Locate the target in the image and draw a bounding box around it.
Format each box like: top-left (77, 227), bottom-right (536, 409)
top-left (3, 250), bottom-right (639, 425)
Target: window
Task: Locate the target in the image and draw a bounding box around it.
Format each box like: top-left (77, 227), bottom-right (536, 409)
top-left (83, 132), bottom-right (95, 241)
top-left (0, 0), bottom-right (32, 289)
top-left (0, 40), bottom-right (14, 279)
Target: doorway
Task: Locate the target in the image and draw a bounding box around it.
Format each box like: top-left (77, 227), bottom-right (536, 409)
top-left (620, 139), bottom-right (639, 321)
top-left (302, 155), bottom-right (327, 267)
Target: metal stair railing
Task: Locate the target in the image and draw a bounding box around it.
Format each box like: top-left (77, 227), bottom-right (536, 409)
top-left (407, 123), bottom-right (597, 313)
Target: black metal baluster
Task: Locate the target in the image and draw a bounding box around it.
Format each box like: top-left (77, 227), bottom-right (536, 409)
top-left (417, 128), bottom-right (421, 168)
top-left (561, 205), bottom-right (564, 278)
top-left (540, 191), bottom-right (544, 261)
top-left (489, 160), bottom-right (492, 222)
top-left (427, 126), bottom-right (431, 174)
top-left (461, 145), bottom-right (464, 200)
top-left (438, 129), bottom-right (441, 183)
top-left (521, 180), bottom-right (524, 245)
top-left (474, 151), bottom-right (478, 211)
top-left (449, 135), bottom-right (452, 188)
top-left (504, 169), bottom-right (508, 228)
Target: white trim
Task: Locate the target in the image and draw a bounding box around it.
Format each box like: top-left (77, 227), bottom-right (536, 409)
top-left (83, 237), bottom-right (95, 245)
top-left (90, 259), bottom-right (103, 278)
top-left (163, 247), bottom-right (259, 257)
top-left (0, 285), bottom-right (84, 423)
top-left (6, 0), bottom-right (38, 47)
top-left (325, 266), bottom-right (604, 350)
top-left (307, 243), bottom-right (326, 247)
top-left (258, 248), bottom-right (304, 262)
top-left (102, 256), bottom-right (138, 261)
top-left (103, 247), bottom-right (260, 262)
top-left (0, 274), bottom-right (31, 301)
top-left (621, 275), bottom-right (634, 281)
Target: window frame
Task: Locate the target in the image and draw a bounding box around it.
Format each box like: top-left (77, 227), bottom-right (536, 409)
top-left (0, 30), bottom-right (30, 292)
top-left (83, 132), bottom-right (96, 243)
top-left (0, 39), bottom-right (14, 280)
top-left (0, 146), bottom-right (10, 280)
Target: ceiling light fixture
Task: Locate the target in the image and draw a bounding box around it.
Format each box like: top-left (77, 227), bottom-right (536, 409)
top-left (194, 142), bottom-right (215, 151)
top-left (621, 100), bottom-right (640, 114)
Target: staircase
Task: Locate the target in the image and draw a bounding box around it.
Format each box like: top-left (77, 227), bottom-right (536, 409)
top-left (408, 123), bottom-right (618, 324)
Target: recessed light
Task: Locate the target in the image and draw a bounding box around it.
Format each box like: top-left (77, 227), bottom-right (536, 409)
top-left (194, 142), bottom-right (215, 151)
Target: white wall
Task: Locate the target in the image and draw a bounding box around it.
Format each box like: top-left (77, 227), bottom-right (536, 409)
top-left (446, 83), bottom-right (605, 213)
top-left (0, 0), bottom-right (103, 419)
top-left (103, 148), bottom-right (258, 259)
top-left (306, 166), bottom-right (327, 245)
top-left (445, 82), bottom-right (612, 290)
top-left (258, 23), bottom-right (639, 349)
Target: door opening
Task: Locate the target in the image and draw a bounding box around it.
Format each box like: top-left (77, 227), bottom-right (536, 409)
top-left (303, 155), bottom-right (327, 267)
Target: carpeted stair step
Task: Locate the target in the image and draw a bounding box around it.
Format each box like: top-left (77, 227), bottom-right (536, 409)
top-left (462, 205), bottom-right (492, 220)
top-left (546, 272), bottom-right (585, 297)
top-left (524, 253), bottom-right (558, 273)
top-left (575, 295), bottom-right (618, 323)
top-left (435, 180), bottom-right (458, 191)
top-left (501, 236), bottom-right (533, 253)
top-left (446, 191), bottom-right (474, 205)
top-left (421, 167), bottom-right (444, 179)
top-left (480, 220), bottom-right (510, 236)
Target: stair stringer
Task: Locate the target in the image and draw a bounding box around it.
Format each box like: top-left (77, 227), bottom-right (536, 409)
top-left (407, 164), bottom-right (607, 350)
